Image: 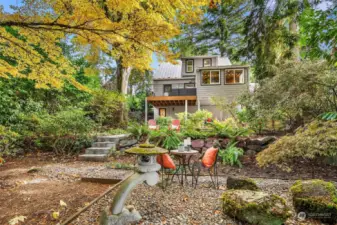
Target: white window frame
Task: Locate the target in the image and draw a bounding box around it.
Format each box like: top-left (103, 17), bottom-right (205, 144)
top-left (186, 59), bottom-right (194, 73)
top-left (203, 58), bottom-right (212, 67)
top-left (201, 70), bottom-right (221, 85)
top-left (225, 69), bottom-right (245, 84)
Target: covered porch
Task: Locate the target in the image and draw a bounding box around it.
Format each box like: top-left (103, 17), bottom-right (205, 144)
top-left (145, 96), bottom-right (198, 122)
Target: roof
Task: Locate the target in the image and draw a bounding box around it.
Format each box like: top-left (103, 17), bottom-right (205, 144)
top-left (153, 60), bottom-right (182, 80)
top-left (181, 55), bottom-right (232, 66)
top-left (197, 65), bottom-right (250, 70)
top-left (180, 55), bottom-right (217, 59)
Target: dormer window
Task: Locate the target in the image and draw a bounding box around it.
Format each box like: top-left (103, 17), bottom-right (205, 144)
top-left (185, 59), bottom-right (194, 73)
top-left (203, 58), bottom-right (212, 67)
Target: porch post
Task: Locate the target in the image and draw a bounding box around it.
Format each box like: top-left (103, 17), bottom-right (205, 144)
top-left (145, 97), bottom-right (148, 124)
top-left (197, 99), bottom-right (200, 111)
top-left (185, 99), bottom-right (188, 121)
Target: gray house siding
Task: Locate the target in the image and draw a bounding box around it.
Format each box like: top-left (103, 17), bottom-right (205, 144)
top-left (181, 57), bottom-right (217, 77)
top-left (196, 68), bottom-right (249, 105)
top-left (152, 78), bottom-right (194, 96)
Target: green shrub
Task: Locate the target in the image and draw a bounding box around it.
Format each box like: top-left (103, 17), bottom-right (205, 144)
top-left (182, 129), bottom-right (216, 139)
top-left (127, 123), bottom-right (150, 142)
top-left (257, 120), bottom-right (337, 171)
top-left (177, 110), bottom-right (212, 129)
top-left (162, 129), bottom-right (182, 150)
top-left (36, 109), bottom-right (95, 155)
top-left (219, 141), bottom-right (244, 167)
top-left (212, 119), bottom-right (252, 139)
top-left (105, 128), bottom-right (128, 135)
top-left (0, 125), bottom-right (20, 157)
top-left (86, 89), bottom-right (125, 128)
top-left (156, 117), bottom-right (172, 127)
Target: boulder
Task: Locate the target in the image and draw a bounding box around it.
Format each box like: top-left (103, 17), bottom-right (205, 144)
top-left (244, 150), bottom-right (256, 157)
top-left (247, 136), bottom-right (276, 146)
top-left (227, 176), bottom-right (260, 191)
top-left (260, 136), bottom-right (277, 145)
top-left (222, 190), bottom-right (291, 225)
top-left (191, 139), bottom-right (205, 149)
top-left (246, 144), bottom-right (263, 152)
top-left (220, 138), bottom-right (230, 148)
top-left (205, 141), bottom-right (214, 148)
top-left (290, 179), bottom-right (337, 223)
top-left (235, 141), bottom-right (246, 149)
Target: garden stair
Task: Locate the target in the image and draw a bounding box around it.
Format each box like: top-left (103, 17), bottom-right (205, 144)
top-left (79, 134), bottom-right (130, 162)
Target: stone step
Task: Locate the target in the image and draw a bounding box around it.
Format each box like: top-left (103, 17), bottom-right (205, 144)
top-left (79, 154), bottom-right (108, 162)
top-left (92, 142), bottom-right (116, 148)
top-left (96, 134), bottom-right (130, 142)
top-left (85, 147), bottom-right (111, 155)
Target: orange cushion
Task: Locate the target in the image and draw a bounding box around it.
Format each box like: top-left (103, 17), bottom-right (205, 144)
top-left (202, 147), bottom-right (218, 168)
top-left (157, 154), bottom-right (176, 170)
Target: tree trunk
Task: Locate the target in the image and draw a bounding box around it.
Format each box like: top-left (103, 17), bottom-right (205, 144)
top-left (115, 59), bottom-right (132, 126)
top-left (290, 19), bottom-right (300, 61)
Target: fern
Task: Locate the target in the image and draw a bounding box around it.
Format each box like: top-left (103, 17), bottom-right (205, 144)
top-left (218, 141), bottom-right (244, 167)
top-left (162, 129), bottom-right (181, 150)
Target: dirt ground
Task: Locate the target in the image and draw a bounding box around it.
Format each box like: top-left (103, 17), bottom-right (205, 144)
top-left (0, 153), bottom-right (132, 225)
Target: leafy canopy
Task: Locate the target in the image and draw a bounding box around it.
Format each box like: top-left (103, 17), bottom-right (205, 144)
top-left (0, 0), bottom-right (210, 89)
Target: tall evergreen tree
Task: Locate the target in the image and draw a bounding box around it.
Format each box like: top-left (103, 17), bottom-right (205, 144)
top-left (171, 0), bottom-right (250, 60)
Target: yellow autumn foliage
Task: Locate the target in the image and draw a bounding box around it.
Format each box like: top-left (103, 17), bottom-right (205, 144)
top-left (0, 0), bottom-right (213, 89)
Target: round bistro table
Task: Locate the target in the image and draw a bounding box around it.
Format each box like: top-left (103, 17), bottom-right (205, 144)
top-left (170, 149), bottom-right (199, 186)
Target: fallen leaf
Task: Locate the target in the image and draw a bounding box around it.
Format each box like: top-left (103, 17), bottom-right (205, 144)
top-left (9, 216), bottom-right (27, 225)
top-left (60, 200), bottom-right (67, 207)
top-left (84, 202), bottom-right (90, 206)
top-left (52, 211), bottom-right (59, 220)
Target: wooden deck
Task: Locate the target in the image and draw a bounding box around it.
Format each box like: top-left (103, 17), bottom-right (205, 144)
top-left (147, 96), bottom-right (197, 106)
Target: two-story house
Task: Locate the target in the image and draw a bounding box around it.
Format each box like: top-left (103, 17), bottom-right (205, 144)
top-left (145, 55), bottom-right (249, 121)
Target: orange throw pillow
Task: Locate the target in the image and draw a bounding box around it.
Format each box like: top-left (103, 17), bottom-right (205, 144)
top-left (157, 154), bottom-right (176, 170)
top-left (202, 147), bottom-right (218, 168)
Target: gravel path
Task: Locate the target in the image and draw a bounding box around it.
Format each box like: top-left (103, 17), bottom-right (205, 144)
top-left (40, 162), bottom-right (132, 182)
top-left (72, 176), bottom-right (300, 225)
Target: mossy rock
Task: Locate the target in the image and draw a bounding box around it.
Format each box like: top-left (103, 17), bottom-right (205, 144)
top-left (138, 143), bottom-right (155, 148)
top-left (125, 145), bottom-right (167, 155)
top-left (222, 190), bottom-right (291, 225)
top-left (290, 179), bottom-right (337, 223)
top-left (227, 176), bottom-right (260, 191)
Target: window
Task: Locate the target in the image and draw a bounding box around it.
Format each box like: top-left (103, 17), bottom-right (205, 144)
top-left (163, 84), bottom-right (172, 93)
top-left (184, 83), bottom-right (195, 89)
top-left (203, 58), bottom-right (212, 67)
top-left (185, 59), bottom-right (194, 73)
top-left (159, 108), bottom-right (166, 117)
top-left (225, 69), bottom-right (244, 84)
top-left (201, 70), bottom-right (220, 85)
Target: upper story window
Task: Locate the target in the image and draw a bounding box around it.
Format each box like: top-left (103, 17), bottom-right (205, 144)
top-left (203, 58), bottom-right (212, 67)
top-left (201, 70), bottom-right (220, 85)
top-left (225, 69), bottom-right (244, 84)
top-left (185, 59), bottom-right (194, 73)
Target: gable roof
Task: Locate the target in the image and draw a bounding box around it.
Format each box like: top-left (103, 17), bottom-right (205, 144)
top-left (153, 60), bottom-right (182, 80)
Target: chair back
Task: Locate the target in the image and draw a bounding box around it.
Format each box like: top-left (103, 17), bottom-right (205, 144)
top-left (201, 147), bottom-right (218, 168)
top-left (171, 119), bottom-right (180, 131)
top-left (157, 154), bottom-right (176, 170)
top-left (148, 119), bottom-right (156, 126)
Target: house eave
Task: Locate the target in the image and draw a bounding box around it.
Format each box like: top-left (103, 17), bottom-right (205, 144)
top-left (153, 77), bottom-right (194, 81)
top-left (196, 65), bottom-right (250, 70)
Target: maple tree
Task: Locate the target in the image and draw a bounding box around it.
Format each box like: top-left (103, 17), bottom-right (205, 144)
top-left (0, 0), bottom-right (210, 89)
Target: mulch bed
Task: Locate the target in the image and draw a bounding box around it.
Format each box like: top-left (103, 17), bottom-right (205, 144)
top-left (0, 154), bottom-right (132, 225)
